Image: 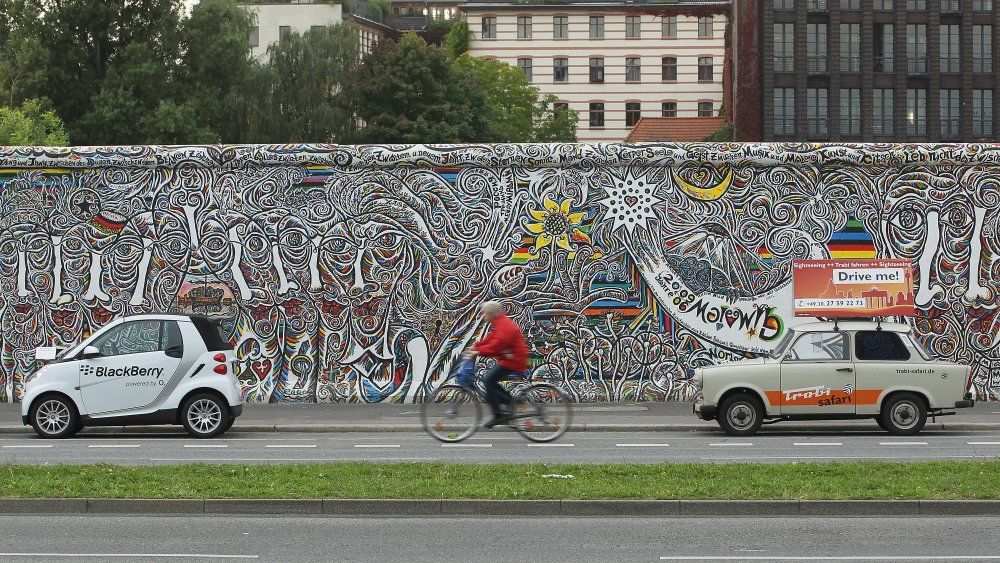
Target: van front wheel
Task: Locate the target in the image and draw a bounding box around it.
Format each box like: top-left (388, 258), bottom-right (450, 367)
top-left (718, 393), bottom-right (763, 437)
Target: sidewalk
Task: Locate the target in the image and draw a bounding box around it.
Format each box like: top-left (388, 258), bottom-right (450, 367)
top-left (2, 402), bottom-right (998, 433)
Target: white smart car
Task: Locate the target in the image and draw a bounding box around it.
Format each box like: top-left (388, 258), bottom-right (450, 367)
top-left (22, 314), bottom-right (243, 438)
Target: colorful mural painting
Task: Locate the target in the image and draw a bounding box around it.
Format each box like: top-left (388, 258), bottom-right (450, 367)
top-left (1, 143), bottom-right (999, 404)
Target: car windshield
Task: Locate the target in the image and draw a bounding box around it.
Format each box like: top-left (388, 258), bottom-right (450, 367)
top-left (769, 331), bottom-right (794, 360)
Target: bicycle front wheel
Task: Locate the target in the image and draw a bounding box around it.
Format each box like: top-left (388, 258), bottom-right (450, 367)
top-left (421, 384), bottom-right (482, 443)
top-left (511, 383), bottom-right (573, 442)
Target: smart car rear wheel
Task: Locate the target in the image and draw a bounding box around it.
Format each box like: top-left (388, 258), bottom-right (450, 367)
top-left (881, 393), bottom-right (926, 436)
top-left (181, 394), bottom-right (229, 438)
top-left (29, 396), bottom-right (79, 439)
top-left (718, 393), bottom-right (763, 437)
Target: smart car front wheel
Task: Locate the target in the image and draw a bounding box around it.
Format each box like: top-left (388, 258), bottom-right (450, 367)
top-left (29, 395), bottom-right (80, 439)
top-left (181, 393), bottom-right (229, 439)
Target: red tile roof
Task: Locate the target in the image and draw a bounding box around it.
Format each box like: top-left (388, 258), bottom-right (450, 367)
top-left (625, 117), bottom-right (728, 142)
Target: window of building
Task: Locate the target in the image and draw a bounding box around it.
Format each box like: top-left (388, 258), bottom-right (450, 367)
top-left (553, 58), bottom-right (569, 82)
top-left (517, 16), bottom-right (532, 39)
top-left (842, 0), bottom-right (861, 8)
top-left (807, 23), bottom-right (828, 74)
top-left (554, 101), bottom-right (570, 112)
top-left (774, 88), bottom-right (795, 136)
top-left (517, 58), bottom-right (532, 82)
top-left (661, 56), bottom-right (677, 81)
top-left (698, 102), bottom-right (714, 117)
top-left (625, 102), bottom-right (642, 127)
top-left (589, 57), bottom-right (605, 82)
top-left (589, 15), bottom-right (604, 39)
top-left (907, 88), bottom-right (927, 136)
top-left (661, 102), bottom-right (677, 117)
top-left (873, 0), bottom-right (893, 8)
top-left (940, 89), bottom-right (961, 140)
top-left (482, 16), bottom-right (497, 39)
top-left (974, 25), bottom-right (993, 73)
top-left (279, 25), bottom-right (291, 44)
top-left (698, 56), bottom-right (714, 82)
top-left (873, 89), bottom-right (894, 136)
top-left (774, 0), bottom-right (794, 8)
top-left (974, 0), bottom-right (993, 9)
top-left (626, 15), bottom-right (641, 38)
top-left (874, 23), bottom-right (894, 72)
top-left (840, 24), bottom-right (860, 72)
top-left (774, 23), bottom-right (795, 72)
top-left (698, 16), bottom-right (713, 38)
top-left (662, 16), bottom-right (677, 38)
top-left (974, 89), bottom-right (994, 137)
top-left (906, 24), bottom-right (927, 74)
top-left (310, 25), bottom-right (326, 33)
top-left (807, 0), bottom-right (828, 11)
top-left (249, 26), bottom-right (259, 48)
top-left (589, 102), bottom-right (605, 127)
top-left (625, 57), bottom-right (641, 81)
top-left (906, 0), bottom-right (926, 9)
top-left (840, 89), bottom-right (861, 136)
top-left (807, 88), bottom-right (828, 138)
top-left (941, 0), bottom-right (960, 12)
top-left (553, 16), bottom-right (568, 40)
top-left (855, 331), bottom-right (910, 362)
top-left (940, 25), bottom-right (960, 73)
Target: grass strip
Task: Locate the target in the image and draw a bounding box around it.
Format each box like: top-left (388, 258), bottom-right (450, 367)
top-left (1, 461), bottom-right (998, 500)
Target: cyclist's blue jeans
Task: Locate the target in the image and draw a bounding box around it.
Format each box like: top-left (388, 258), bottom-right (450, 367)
top-left (484, 364), bottom-right (515, 417)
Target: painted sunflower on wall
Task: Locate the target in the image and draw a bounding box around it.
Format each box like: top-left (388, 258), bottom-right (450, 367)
top-left (527, 196), bottom-right (591, 251)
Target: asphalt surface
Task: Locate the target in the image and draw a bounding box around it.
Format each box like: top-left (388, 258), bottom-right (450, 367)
top-left (1, 515), bottom-right (999, 562)
top-left (4, 429), bottom-right (1000, 464)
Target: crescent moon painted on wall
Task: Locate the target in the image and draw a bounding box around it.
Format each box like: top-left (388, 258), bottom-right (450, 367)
top-left (672, 168), bottom-right (734, 201)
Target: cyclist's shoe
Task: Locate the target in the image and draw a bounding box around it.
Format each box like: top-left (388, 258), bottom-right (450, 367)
top-left (483, 414), bottom-right (510, 429)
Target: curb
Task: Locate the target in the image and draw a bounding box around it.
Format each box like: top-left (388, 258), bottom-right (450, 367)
top-left (0, 498), bottom-right (997, 516)
top-left (3, 422), bottom-right (1000, 434)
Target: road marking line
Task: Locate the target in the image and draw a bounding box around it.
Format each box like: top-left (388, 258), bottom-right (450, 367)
top-left (353, 444), bottom-right (400, 448)
top-left (660, 557), bottom-right (1000, 561)
top-left (183, 444), bottom-right (229, 448)
top-left (793, 442), bottom-right (843, 446)
top-left (879, 442), bottom-right (929, 446)
top-left (87, 445), bottom-right (141, 448)
top-left (0, 554), bottom-right (258, 559)
top-left (526, 443), bottom-right (574, 447)
top-left (264, 444), bottom-right (317, 449)
top-left (442, 443), bottom-right (492, 448)
top-left (709, 443), bottom-right (753, 447)
top-left (2, 445), bottom-right (54, 449)
top-left (967, 441), bottom-right (1000, 445)
top-left (616, 443), bottom-right (670, 447)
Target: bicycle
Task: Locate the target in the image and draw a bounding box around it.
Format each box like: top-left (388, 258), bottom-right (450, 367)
top-left (420, 373), bottom-right (573, 443)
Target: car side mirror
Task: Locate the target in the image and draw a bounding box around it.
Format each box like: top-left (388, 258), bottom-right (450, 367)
top-left (164, 345), bottom-right (183, 359)
top-left (81, 346), bottom-right (102, 360)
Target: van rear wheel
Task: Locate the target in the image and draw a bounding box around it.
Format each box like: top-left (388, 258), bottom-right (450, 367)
top-left (880, 393), bottom-right (927, 436)
top-left (718, 393), bottom-right (763, 437)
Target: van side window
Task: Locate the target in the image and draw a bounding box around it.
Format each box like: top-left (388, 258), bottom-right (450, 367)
top-left (90, 321), bottom-right (162, 357)
top-left (787, 332), bottom-right (849, 361)
top-left (855, 331), bottom-right (910, 361)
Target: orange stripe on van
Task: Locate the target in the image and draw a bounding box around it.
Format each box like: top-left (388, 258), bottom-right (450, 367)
top-left (765, 390), bottom-right (882, 407)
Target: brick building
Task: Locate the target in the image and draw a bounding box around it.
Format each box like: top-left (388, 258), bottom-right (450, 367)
top-left (733, 0), bottom-right (1000, 142)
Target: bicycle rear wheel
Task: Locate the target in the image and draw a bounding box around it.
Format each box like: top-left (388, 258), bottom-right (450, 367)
top-left (510, 383), bottom-right (572, 442)
top-left (421, 384), bottom-right (481, 442)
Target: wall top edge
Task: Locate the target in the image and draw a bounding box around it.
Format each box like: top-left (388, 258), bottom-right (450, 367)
top-left (2, 143), bottom-right (1000, 169)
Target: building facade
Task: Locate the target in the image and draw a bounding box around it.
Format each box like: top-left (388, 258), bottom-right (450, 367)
top-left (464, 1), bottom-right (730, 142)
top-left (242, 0), bottom-right (344, 59)
top-left (734, 0), bottom-right (1000, 142)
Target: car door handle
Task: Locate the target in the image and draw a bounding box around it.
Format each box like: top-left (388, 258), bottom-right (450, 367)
top-left (836, 367), bottom-right (854, 373)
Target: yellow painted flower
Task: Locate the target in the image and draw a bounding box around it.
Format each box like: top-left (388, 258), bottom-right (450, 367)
top-left (526, 196), bottom-right (590, 251)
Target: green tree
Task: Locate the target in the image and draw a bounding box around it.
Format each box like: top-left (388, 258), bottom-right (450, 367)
top-left (453, 55), bottom-right (577, 142)
top-left (0, 32), bottom-right (49, 109)
top-left (444, 20), bottom-right (471, 58)
top-left (248, 24), bottom-right (360, 143)
top-left (0, 98), bottom-right (69, 145)
top-left (350, 33), bottom-right (489, 143)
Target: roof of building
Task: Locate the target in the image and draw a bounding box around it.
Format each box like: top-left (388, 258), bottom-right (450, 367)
top-left (463, 0), bottom-right (728, 9)
top-left (625, 116), bottom-right (727, 142)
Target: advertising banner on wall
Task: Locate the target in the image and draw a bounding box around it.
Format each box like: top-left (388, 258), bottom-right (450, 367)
top-left (792, 259), bottom-right (915, 318)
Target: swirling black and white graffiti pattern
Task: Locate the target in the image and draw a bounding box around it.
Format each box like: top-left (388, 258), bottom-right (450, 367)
top-left (2, 143), bottom-right (1000, 403)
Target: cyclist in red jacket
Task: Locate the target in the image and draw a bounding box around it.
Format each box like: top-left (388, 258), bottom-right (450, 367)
top-left (464, 300), bottom-right (529, 428)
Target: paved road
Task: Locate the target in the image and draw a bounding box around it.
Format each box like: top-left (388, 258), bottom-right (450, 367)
top-left (1, 514), bottom-right (999, 562)
top-left (4, 430), bottom-right (1000, 464)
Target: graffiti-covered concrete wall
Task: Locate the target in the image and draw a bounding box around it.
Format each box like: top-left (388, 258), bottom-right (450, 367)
top-left (1, 144), bottom-right (999, 403)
